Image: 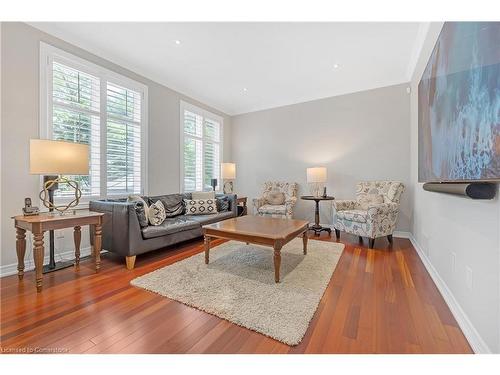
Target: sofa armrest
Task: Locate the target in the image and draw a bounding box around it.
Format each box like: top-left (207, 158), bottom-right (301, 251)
top-left (333, 199), bottom-right (358, 211)
top-left (89, 200), bottom-right (142, 256)
top-left (216, 193), bottom-right (237, 217)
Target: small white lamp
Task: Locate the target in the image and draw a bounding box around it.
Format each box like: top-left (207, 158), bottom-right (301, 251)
top-left (30, 139), bottom-right (89, 213)
top-left (221, 163), bottom-right (236, 194)
top-left (306, 167), bottom-right (327, 197)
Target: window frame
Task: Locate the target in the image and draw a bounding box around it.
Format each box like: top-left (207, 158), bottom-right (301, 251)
top-left (39, 42), bottom-right (149, 205)
top-left (179, 100), bottom-right (223, 193)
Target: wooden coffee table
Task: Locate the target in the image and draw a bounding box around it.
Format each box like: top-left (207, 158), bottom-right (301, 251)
top-left (202, 216), bottom-right (309, 283)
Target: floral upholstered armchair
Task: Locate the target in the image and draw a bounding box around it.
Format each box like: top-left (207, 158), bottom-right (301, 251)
top-left (253, 181), bottom-right (298, 219)
top-left (333, 181), bottom-right (405, 248)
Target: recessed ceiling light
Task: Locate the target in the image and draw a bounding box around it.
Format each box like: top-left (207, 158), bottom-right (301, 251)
top-left (242, 88), bottom-right (248, 92)
top-left (174, 40), bottom-right (181, 45)
top-left (333, 64), bottom-right (339, 69)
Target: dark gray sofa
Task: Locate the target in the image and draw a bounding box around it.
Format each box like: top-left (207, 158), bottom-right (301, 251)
top-left (89, 193), bottom-right (237, 269)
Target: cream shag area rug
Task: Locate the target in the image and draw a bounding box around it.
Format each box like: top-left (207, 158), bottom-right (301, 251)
top-left (131, 238), bottom-right (344, 345)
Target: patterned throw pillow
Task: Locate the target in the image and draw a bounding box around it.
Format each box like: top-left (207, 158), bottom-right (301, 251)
top-left (148, 200), bottom-right (166, 225)
top-left (133, 201), bottom-right (149, 228)
top-left (358, 194), bottom-right (384, 210)
top-left (184, 198), bottom-right (218, 215)
top-left (216, 196), bottom-right (229, 212)
top-left (264, 191), bottom-right (286, 205)
top-left (128, 195), bottom-right (149, 227)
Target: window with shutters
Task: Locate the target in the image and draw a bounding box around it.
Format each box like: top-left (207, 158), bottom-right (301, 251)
top-left (40, 43), bottom-right (148, 203)
top-left (180, 101), bottom-right (223, 192)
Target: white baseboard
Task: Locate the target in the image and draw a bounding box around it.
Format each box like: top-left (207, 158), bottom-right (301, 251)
top-left (408, 234), bottom-right (491, 354)
top-left (393, 230), bottom-right (411, 238)
top-left (0, 246), bottom-right (92, 278)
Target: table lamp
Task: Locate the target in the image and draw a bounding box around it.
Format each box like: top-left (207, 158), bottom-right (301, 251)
top-left (221, 163), bottom-right (236, 194)
top-left (30, 139), bottom-right (90, 272)
top-left (306, 167), bottom-right (327, 197)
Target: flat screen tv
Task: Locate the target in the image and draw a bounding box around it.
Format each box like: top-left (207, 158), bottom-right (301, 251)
top-left (418, 22), bottom-right (500, 182)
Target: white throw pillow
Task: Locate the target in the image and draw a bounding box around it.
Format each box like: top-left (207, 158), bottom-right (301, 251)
top-left (191, 191), bottom-right (216, 200)
top-left (184, 198), bottom-right (218, 215)
top-left (358, 194), bottom-right (384, 210)
top-left (148, 200), bottom-right (166, 225)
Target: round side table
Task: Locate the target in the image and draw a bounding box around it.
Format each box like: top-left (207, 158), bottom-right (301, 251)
top-left (300, 195), bottom-right (335, 235)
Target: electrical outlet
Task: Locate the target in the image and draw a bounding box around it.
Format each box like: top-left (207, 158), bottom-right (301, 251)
top-left (56, 233), bottom-right (65, 239)
top-left (451, 252), bottom-right (456, 273)
top-left (466, 266), bottom-right (473, 291)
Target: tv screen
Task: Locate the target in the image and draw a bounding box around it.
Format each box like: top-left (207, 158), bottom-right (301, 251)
top-left (418, 22), bottom-right (500, 182)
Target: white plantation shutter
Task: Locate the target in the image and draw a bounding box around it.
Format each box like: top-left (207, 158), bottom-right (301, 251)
top-left (51, 62), bottom-right (101, 198)
top-left (106, 83), bottom-right (142, 195)
top-left (41, 43), bottom-right (147, 202)
top-left (181, 103), bottom-right (223, 192)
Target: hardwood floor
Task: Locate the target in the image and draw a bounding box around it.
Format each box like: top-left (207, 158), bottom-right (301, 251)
top-left (0, 233), bottom-right (472, 354)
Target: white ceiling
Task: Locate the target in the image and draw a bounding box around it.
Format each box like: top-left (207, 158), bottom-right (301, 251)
top-left (30, 22), bottom-right (425, 115)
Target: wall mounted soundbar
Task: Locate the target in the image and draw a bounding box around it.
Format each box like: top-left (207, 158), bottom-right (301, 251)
top-left (422, 182), bottom-right (497, 200)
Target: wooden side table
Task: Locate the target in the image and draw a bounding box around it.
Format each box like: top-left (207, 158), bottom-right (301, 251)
top-left (13, 210), bottom-right (104, 293)
top-left (300, 195), bottom-right (335, 236)
top-left (236, 196), bottom-right (247, 216)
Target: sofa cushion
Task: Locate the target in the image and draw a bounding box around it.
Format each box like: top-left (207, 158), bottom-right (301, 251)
top-left (337, 209), bottom-right (368, 223)
top-left (149, 194), bottom-right (185, 217)
top-left (141, 216), bottom-right (200, 239)
top-left (188, 211), bottom-right (234, 225)
top-left (258, 204), bottom-right (286, 215)
top-left (185, 198), bottom-right (218, 215)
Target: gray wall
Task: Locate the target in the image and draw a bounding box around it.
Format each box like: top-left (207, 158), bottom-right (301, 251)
top-left (410, 23), bottom-right (500, 353)
top-left (0, 22), bottom-right (232, 270)
top-left (231, 83), bottom-right (411, 230)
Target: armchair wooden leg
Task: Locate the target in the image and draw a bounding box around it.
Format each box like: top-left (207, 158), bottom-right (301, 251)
top-left (369, 238), bottom-right (375, 249)
top-left (335, 229), bottom-right (340, 239)
top-left (387, 234), bottom-right (393, 245)
top-left (125, 256), bottom-right (136, 270)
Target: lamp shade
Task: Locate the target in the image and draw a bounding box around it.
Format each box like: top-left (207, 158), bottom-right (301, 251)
top-left (221, 163), bottom-right (236, 179)
top-left (306, 167), bottom-right (327, 183)
top-left (30, 139), bottom-right (89, 175)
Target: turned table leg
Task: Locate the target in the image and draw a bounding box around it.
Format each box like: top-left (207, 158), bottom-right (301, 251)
top-left (273, 241), bottom-right (283, 283)
top-left (314, 200), bottom-right (320, 229)
top-left (302, 231), bottom-right (308, 255)
top-left (15, 227), bottom-right (26, 280)
top-left (94, 223), bottom-right (102, 272)
top-left (74, 225), bottom-right (81, 269)
top-left (33, 231), bottom-right (45, 293)
top-left (204, 236), bottom-right (211, 264)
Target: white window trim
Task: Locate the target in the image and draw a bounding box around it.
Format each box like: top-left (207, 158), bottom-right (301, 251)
top-left (179, 100), bottom-right (223, 193)
top-left (39, 42), bottom-right (149, 205)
